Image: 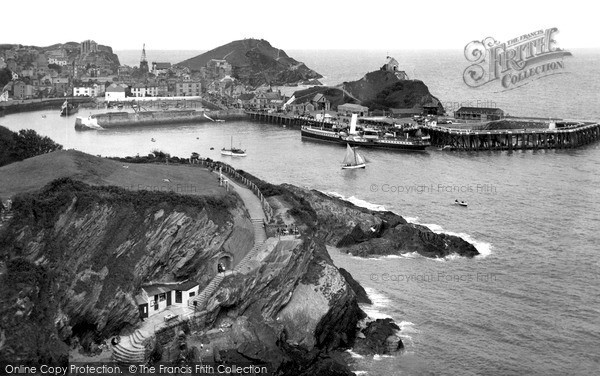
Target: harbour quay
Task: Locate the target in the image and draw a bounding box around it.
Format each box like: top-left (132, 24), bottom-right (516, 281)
top-left (247, 111), bottom-right (600, 151)
top-left (424, 121), bottom-right (600, 151)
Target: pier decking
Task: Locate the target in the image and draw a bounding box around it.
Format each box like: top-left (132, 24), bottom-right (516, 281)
top-left (247, 111), bottom-right (600, 151)
top-left (424, 123), bottom-right (600, 151)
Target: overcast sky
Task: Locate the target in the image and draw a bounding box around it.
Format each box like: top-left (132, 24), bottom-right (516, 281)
top-left (3, 0), bottom-right (596, 51)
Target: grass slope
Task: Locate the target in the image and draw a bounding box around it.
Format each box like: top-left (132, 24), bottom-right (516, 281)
top-left (0, 149), bottom-right (224, 200)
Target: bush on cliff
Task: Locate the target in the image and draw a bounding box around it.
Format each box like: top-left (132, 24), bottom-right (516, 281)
top-left (0, 126), bottom-right (63, 167)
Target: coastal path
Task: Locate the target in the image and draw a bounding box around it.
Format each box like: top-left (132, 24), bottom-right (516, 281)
top-left (111, 166), bottom-right (272, 364)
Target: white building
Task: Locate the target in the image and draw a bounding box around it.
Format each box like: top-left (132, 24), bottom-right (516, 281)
top-left (135, 281), bottom-right (199, 319)
top-left (73, 83), bottom-right (105, 97)
top-left (131, 84), bottom-right (159, 97)
top-left (48, 58), bottom-right (68, 66)
top-left (105, 83), bottom-right (127, 101)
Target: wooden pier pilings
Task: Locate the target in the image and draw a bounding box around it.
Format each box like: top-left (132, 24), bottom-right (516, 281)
top-left (246, 111), bottom-right (600, 151)
top-left (424, 123), bottom-right (600, 151)
top-left (246, 111), bottom-right (344, 128)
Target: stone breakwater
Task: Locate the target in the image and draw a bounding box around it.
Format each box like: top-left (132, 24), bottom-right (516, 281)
top-left (74, 109), bottom-right (247, 130)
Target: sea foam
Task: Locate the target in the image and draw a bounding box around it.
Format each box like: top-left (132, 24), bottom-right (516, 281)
top-left (321, 191), bottom-right (493, 257)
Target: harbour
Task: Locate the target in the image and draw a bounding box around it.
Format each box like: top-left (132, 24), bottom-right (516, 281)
top-left (248, 111), bottom-right (600, 151)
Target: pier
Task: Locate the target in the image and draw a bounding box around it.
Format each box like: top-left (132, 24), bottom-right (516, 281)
top-left (246, 111), bottom-right (600, 151)
top-left (246, 111), bottom-right (344, 128)
top-left (424, 122), bottom-right (600, 150)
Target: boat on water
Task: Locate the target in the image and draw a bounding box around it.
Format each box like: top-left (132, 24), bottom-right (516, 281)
top-left (221, 136), bottom-right (246, 157)
top-left (301, 114), bottom-right (430, 151)
top-left (151, 138), bottom-right (156, 142)
top-left (60, 100), bottom-right (78, 116)
top-left (455, 200), bottom-right (468, 207)
top-left (341, 144), bottom-right (366, 169)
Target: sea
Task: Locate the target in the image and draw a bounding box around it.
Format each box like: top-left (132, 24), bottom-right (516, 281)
top-left (1, 49), bottom-right (599, 375)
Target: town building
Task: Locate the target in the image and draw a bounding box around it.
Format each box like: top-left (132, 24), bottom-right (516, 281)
top-left (52, 77), bottom-right (70, 97)
top-left (13, 81), bottom-right (35, 100)
top-left (175, 81), bottom-right (202, 96)
top-left (80, 40), bottom-right (98, 54)
top-left (135, 281), bottom-right (199, 319)
top-left (338, 103), bottom-right (369, 117)
top-left (105, 83), bottom-right (127, 101)
top-left (73, 83), bottom-right (105, 97)
top-left (48, 58), bottom-right (69, 66)
top-left (206, 59), bottom-right (232, 77)
top-left (455, 107), bottom-right (504, 121)
top-left (253, 92), bottom-right (282, 109)
top-left (152, 62), bottom-right (171, 76)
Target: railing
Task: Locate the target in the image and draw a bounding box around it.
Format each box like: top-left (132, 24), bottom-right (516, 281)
top-left (190, 159), bottom-right (274, 222)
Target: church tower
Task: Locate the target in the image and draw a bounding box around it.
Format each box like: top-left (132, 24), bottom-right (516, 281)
top-left (139, 43), bottom-right (149, 74)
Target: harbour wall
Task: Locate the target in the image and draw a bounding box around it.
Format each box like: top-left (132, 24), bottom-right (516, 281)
top-left (247, 111), bottom-right (600, 151)
top-left (423, 123), bottom-right (600, 150)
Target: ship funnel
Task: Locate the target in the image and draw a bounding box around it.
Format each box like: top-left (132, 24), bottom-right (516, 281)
top-left (349, 114), bottom-right (358, 134)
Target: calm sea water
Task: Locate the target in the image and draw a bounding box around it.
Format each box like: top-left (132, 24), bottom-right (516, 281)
top-left (2, 50), bottom-right (600, 375)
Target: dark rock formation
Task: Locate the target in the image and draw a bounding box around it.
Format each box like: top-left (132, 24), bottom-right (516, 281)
top-left (0, 177), bottom-right (245, 362)
top-left (354, 318), bottom-right (404, 355)
top-left (177, 38), bottom-right (322, 87)
top-left (281, 185), bottom-right (479, 258)
top-left (342, 70), bottom-right (444, 112)
top-left (338, 268), bottom-right (371, 304)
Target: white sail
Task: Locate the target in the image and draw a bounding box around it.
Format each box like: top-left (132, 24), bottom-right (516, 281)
top-left (342, 144), bottom-right (356, 165)
top-left (355, 150), bottom-right (366, 165)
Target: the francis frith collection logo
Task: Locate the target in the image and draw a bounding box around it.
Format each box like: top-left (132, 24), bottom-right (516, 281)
top-left (463, 27), bottom-right (572, 91)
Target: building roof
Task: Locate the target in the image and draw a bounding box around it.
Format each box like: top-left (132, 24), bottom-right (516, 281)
top-left (177, 281), bottom-right (199, 291)
top-left (238, 93), bottom-right (255, 101)
top-left (141, 281), bottom-right (199, 297)
top-left (338, 103), bottom-right (369, 111)
top-left (312, 93), bottom-right (327, 103)
top-left (106, 84), bottom-right (126, 92)
top-left (134, 294), bottom-right (147, 305)
top-left (456, 106), bottom-right (504, 114)
top-left (259, 92), bottom-right (281, 100)
top-left (153, 62), bottom-right (171, 70)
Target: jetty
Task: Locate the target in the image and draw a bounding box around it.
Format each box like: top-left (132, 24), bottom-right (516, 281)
top-left (424, 121), bottom-right (600, 151)
top-left (247, 111), bottom-right (600, 151)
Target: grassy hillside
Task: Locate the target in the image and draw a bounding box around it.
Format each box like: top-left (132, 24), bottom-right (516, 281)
top-left (0, 149), bottom-right (225, 200)
top-left (177, 38), bottom-right (322, 86)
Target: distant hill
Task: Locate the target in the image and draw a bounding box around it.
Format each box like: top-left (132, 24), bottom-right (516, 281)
top-left (177, 38), bottom-right (322, 87)
top-left (0, 41), bottom-right (120, 71)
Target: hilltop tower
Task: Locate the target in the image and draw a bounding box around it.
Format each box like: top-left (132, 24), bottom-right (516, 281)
top-left (139, 43), bottom-right (149, 74)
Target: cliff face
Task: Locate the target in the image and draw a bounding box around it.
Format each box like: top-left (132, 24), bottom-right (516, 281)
top-left (0, 178), bottom-right (248, 363)
top-left (177, 39), bottom-right (322, 87)
top-left (342, 70), bottom-right (444, 112)
top-left (281, 185), bottom-right (479, 258)
top-left (197, 237), bottom-right (363, 375)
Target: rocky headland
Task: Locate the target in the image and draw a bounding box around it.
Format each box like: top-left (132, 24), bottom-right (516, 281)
top-left (177, 38), bottom-right (322, 87)
top-left (0, 150), bottom-right (431, 374)
top-left (267, 184), bottom-right (479, 258)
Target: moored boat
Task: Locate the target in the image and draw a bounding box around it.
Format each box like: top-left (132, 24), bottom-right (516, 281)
top-left (60, 100), bottom-right (79, 116)
top-left (301, 113), bottom-right (430, 151)
top-left (221, 136), bottom-right (246, 157)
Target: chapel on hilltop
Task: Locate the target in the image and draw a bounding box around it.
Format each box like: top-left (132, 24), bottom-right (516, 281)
top-left (382, 56), bottom-right (409, 80)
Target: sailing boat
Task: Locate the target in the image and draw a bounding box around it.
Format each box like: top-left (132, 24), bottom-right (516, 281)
top-left (60, 99), bottom-right (78, 116)
top-left (221, 136), bottom-right (247, 157)
top-left (341, 144), bottom-right (366, 169)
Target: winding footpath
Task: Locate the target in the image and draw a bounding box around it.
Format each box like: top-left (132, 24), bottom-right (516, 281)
top-left (112, 172), bottom-right (268, 364)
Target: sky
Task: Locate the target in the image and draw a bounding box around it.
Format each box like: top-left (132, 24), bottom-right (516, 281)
top-left (2, 0), bottom-right (597, 51)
